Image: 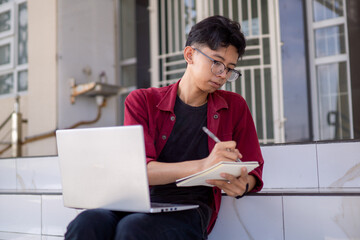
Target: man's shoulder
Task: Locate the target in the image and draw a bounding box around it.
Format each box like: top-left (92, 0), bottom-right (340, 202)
top-left (214, 90), bottom-right (246, 104)
top-left (129, 85), bottom-right (171, 97)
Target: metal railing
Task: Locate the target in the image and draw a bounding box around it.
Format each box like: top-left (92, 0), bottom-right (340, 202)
top-left (0, 99), bottom-right (106, 158)
top-left (0, 97), bottom-right (26, 157)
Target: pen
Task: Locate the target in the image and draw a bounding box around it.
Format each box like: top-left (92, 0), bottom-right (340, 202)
top-left (202, 127), bottom-right (242, 162)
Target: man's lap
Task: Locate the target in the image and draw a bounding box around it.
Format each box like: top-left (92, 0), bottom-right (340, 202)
top-left (65, 208), bottom-right (206, 240)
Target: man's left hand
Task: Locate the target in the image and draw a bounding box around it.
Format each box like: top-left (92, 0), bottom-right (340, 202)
top-left (206, 167), bottom-right (255, 198)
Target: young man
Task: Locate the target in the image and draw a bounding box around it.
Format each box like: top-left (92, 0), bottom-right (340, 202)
top-left (65, 15), bottom-right (263, 240)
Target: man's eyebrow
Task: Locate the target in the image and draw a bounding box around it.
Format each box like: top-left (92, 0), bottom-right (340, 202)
top-left (212, 53), bottom-right (237, 67)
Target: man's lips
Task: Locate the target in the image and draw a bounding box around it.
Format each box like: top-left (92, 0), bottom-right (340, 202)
top-left (209, 80), bottom-right (222, 88)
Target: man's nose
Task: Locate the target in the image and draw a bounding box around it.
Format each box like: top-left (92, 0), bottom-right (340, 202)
top-left (216, 69), bottom-right (228, 79)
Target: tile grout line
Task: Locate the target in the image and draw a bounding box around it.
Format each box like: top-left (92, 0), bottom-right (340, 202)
top-left (41, 194), bottom-right (43, 238)
top-left (315, 143), bottom-right (320, 189)
top-left (281, 195), bottom-right (286, 240)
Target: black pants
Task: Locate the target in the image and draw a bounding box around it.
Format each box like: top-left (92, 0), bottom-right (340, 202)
top-left (65, 208), bottom-right (207, 240)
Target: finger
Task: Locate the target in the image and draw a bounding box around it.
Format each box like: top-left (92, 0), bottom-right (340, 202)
top-left (206, 179), bottom-right (238, 196)
top-left (212, 180), bottom-right (248, 198)
top-left (217, 141), bottom-right (237, 151)
top-left (234, 149), bottom-right (243, 159)
top-left (212, 145), bottom-right (240, 162)
top-left (225, 149), bottom-right (243, 160)
top-left (220, 173), bottom-right (249, 195)
top-left (238, 167), bottom-right (249, 181)
top-left (220, 173), bottom-right (239, 185)
top-left (222, 150), bottom-right (240, 161)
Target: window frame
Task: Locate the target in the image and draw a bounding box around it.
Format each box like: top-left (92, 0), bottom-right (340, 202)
top-left (306, 0), bottom-right (354, 140)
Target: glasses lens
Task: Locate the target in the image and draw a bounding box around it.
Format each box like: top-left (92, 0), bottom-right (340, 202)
top-left (211, 62), bottom-right (226, 75)
top-left (227, 71), bottom-right (240, 82)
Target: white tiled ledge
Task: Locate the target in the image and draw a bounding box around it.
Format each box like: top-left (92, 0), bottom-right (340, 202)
top-left (0, 140), bottom-right (359, 240)
top-left (1, 140), bottom-right (359, 191)
top-left (258, 187), bottom-right (360, 194)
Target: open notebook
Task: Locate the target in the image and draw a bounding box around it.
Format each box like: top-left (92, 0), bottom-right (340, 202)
top-left (56, 125), bottom-right (198, 213)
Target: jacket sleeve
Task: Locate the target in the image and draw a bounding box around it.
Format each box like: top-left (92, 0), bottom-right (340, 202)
top-left (124, 90), bottom-right (157, 164)
top-left (233, 99), bottom-right (264, 193)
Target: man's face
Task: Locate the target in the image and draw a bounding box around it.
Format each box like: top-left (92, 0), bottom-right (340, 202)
top-left (189, 45), bottom-right (239, 93)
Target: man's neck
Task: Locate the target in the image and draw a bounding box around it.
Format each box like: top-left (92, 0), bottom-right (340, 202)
top-left (178, 73), bottom-right (208, 107)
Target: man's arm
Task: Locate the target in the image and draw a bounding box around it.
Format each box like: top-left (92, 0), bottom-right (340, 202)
top-left (147, 141), bottom-right (242, 186)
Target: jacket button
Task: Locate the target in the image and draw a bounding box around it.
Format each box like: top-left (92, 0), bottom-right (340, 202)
top-left (162, 135), bottom-right (167, 140)
top-left (170, 116), bottom-right (175, 121)
top-left (213, 114), bottom-right (219, 119)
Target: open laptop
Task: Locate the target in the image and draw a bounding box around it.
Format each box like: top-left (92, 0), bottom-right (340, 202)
top-left (56, 125), bottom-right (198, 213)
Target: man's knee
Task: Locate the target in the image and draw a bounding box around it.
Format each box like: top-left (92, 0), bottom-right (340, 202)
top-left (65, 209), bottom-right (119, 240)
top-left (115, 213), bottom-right (154, 240)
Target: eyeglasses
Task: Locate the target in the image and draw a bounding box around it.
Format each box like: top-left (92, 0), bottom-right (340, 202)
top-left (193, 48), bottom-right (241, 82)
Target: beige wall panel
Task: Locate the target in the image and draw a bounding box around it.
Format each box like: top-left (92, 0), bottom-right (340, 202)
top-left (27, 0), bottom-right (57, 156)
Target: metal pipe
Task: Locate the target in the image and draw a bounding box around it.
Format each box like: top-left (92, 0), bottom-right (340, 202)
top-left (11, 98), bottom-right (22, 157)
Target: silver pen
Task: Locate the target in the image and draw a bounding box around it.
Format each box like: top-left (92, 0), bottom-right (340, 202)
top-left (202, 127), bottom-right (242, 162)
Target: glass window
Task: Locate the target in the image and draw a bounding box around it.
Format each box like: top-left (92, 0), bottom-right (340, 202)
top-left (313, 0), bottom-right (343, 22)
top-left (241, 0), bottom-right (249, 36)
top-left (279, 0), bottom-right (311, 142)
top-left (17, 69), bottom-right (27, 92)
top-left (0, 0), bottom-right (27, 97)
top-left (0, 3), bottom-right (13, 39)
top-left (317, 62), bottom-right (350, 139)
top-left (0, 71), bottom-right (13, 94)
top-left (0, 9), bottom-right (11, 33)
top-left (121, 64), bottom-right (136, 88)
top-left (0, 41), bottom-right (10, 65)
top-left (17, 2), bottom-right (27, 65)
top-left (119, 0), bottom-right (135, 60)
top-left (315, 25), bottom-right (345, 58)
top-left (118, 0), bottom-right (137, 124)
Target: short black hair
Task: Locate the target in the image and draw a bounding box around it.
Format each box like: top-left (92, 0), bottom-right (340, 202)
top-left (185, 15), bottom-right (246, 58)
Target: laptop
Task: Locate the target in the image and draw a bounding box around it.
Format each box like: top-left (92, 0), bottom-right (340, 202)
top-left (56, 125), bottom-right (198, 213)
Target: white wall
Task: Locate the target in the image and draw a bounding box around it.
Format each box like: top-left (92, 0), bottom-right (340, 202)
top-left (1, 0), bottom-right (119, 158)
top-left (57, 0), bottom-right (118, 130)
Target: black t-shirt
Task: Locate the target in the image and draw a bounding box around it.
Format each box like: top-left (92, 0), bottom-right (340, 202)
top-left (150, 96), bottom-right (213, 229)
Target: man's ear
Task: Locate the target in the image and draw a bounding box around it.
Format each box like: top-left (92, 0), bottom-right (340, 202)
top-left (184, 46), bottom-right (194, 64)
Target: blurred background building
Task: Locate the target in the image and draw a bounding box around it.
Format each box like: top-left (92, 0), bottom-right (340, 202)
top-left (0, 0), bottom-right (359, 158)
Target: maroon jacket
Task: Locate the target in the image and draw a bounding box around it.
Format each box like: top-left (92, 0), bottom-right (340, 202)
top-left (124, 80), bottom-right (264, 233)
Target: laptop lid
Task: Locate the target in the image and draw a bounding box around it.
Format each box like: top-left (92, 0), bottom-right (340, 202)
top-left (56, 125), bottom-right (198, 213)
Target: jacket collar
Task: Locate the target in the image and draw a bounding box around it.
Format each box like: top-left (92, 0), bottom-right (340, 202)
top-left (157, 79), bottom-right (228, 112)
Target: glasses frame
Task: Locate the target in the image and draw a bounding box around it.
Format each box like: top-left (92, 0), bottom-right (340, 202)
top-left (193, 47), bottom-right (241, 82)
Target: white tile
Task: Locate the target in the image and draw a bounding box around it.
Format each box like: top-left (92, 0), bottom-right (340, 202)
top-left (42, 195), bottom-right (78, 236)
top-left (209, 196), bottom-right (284, 240)
top-left (261, 144), bottom-right (318, 189)
top-left (283, 196), bottom-right (360, 240)
top-left (0, 195), bottom-right (41, 234)
top-left (0, 231), bottom-right (41, 240)
top-left (16, 156), bottom-right (61, 190)
top-left (317, 141), bottom-right (360, 188)
top-left (0, 159), bottom-right (16, 189)
top-left (42, 236), bottom-right (64, 240)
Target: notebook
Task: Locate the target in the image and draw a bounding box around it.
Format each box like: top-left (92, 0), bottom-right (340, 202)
top-left (56, 125), bottom-right (198, 213)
